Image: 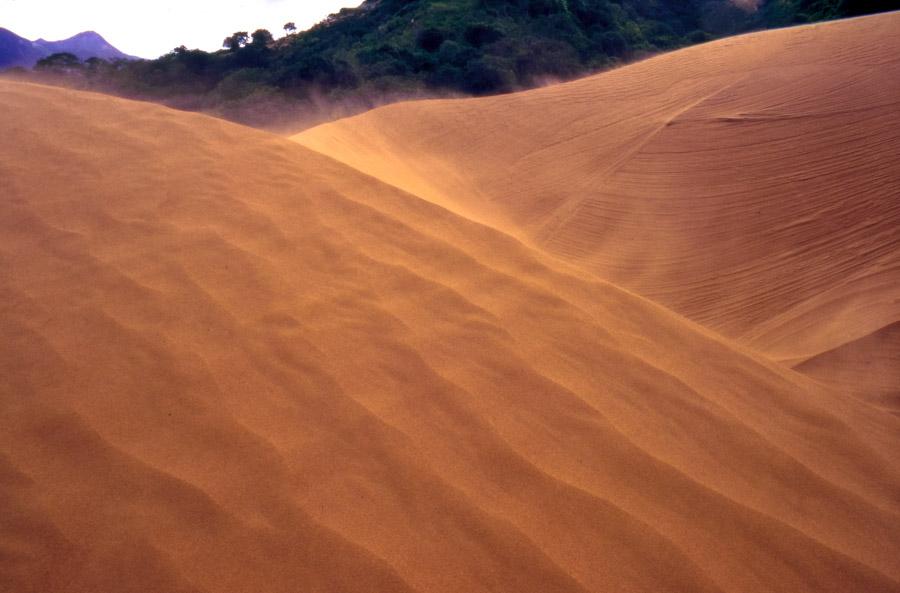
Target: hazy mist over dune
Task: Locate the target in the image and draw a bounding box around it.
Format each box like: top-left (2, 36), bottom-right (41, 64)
top-left (296, 12), bottom-right (900, 410)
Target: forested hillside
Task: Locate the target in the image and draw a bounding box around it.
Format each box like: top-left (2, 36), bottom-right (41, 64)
top-left (9, 0), bottom-right (898, 129)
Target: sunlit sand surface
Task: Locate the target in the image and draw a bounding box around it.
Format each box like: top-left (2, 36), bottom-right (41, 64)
top-left (2, 12), bottom-right (899, 593)
top-left (297, 13), bottom-right (900, 409)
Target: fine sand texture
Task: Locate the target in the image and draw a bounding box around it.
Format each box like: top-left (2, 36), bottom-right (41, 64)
top-left (4, 12), bottom-right (900, 592)
top-left (2, 72), bottom-right (900, 592)
top-left (295, 13), bottom-right (900, 403)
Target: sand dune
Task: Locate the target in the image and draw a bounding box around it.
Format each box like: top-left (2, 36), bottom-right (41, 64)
top-left (2, 74), bottom-right (900, 592)
top-left (294, 13), bottom-right (900, 399)
top-left (796, 322), bottom-right (900, 414)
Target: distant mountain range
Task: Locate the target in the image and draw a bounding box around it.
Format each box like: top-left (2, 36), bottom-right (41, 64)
top-left (0, 28), bottom-right (135, 69)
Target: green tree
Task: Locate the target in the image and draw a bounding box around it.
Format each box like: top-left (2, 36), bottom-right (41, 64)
top-left (35, 52), bottom-right (82, 72)
top-left (251, 29), bottom-right (274, 47)
top-left (416, 28), bottom-right (445, 53)
top-left (223, 32), bottom-right (249, 51)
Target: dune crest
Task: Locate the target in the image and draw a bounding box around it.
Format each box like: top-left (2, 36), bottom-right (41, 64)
top-left (294, 13), bottom-right (900, 401)
top-left (2, 77), bottom-right (900, 593)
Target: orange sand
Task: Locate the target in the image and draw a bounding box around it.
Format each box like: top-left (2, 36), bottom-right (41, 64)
top-left (296, 13), bottom-right (900, 404)
top-left (2, 13), bottom-right (900, 593)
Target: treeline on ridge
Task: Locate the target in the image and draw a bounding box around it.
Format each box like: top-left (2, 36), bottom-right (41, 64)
top-left (12, 0), bottom-right (900, 130)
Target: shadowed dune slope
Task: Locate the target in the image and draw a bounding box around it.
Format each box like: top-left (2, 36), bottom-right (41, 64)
top-left (2, 81), bottom-right (900, 593)
top-left (294, 13), bottom-right (900, 379)
top-left (796, 322), bottom-right (900, 415)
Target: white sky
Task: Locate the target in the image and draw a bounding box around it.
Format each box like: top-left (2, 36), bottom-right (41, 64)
top-left (1, 0), bottom-right (363, 58)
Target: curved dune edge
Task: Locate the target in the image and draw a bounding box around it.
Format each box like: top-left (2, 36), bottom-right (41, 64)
top-left (795, 321), bottom-right (900, 415)
top-left (294, 12), bottom-right (900, 402)
top-left (2, 80), bottom-right (900, 593)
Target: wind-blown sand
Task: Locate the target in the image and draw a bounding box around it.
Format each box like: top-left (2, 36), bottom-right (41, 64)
top-left (295, 13), bottom-right (900, 404)
top-left (2, 15), bottom-right (900, 593)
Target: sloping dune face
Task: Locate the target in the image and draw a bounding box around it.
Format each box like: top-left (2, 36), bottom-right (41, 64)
top-left (2, 81), bottom-right (900, 593)
top-left (796, 321), bottom-right (900, 412)
top-left (294, 13), bottom-right (900, 381)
